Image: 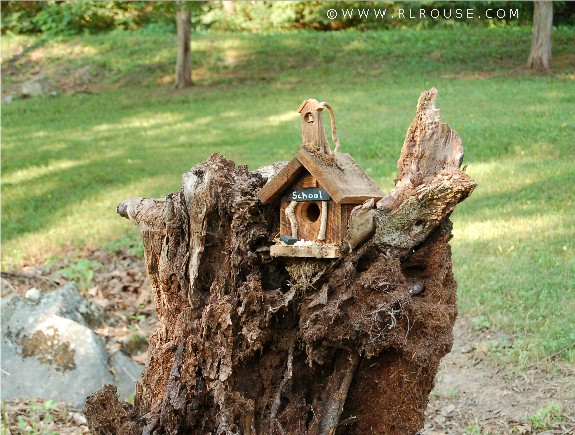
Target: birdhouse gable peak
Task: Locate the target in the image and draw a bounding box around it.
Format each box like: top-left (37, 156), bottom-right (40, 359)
top-left (297, 99), bottom-right (324, 114)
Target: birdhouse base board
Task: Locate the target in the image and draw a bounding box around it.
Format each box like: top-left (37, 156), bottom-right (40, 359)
top-left (270, 244), bottom-right (340, 259)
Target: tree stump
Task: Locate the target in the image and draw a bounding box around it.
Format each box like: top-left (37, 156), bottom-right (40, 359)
top-left (85, 88), bottom-right (476, 434)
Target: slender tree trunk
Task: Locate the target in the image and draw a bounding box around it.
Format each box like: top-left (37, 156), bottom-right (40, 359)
top-left (86, 89), bottom-right (476, 434)
top-left (175, 8), bottom-right (192, 89)
top-left (222, 1), bottom-right (235, 16)
top-left (527, 0), bottom-right (553, 71)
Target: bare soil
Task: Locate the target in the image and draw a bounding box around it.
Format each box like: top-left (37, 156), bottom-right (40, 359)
top-left (423, 319), bottom-right (575, 434)
top-left (2, 248), bottom-right (574, 434)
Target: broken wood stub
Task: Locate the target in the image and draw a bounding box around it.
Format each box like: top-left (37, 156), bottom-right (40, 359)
top-left (85, 88), bottom-right (476, 434)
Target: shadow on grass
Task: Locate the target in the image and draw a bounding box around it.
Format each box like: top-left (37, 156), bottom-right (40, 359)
top-left (2, 26), bottom-right (574, 264)
top-left (459, 159), bottom-right (575, 221)
top-left (1, 106), bottom-right (328, 244)
top-left (453, 213), bottom-right (574, 362)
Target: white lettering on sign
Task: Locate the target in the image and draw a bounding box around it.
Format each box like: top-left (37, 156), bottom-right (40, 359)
top-left (285, 188), bottom-right (331, 202)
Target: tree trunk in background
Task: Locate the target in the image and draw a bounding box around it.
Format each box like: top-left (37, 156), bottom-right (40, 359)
top-left (85, 89), bottom-right (476, 434)
top-left (222, 1), bottom-right (235, 16)
top-left (175, 8), bottom-right (192, 89)
top-left (528, 0), bottom-right (553, 71)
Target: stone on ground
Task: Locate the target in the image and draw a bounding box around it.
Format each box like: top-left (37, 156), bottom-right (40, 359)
top-left (1, 283), bottom-right (143, 408)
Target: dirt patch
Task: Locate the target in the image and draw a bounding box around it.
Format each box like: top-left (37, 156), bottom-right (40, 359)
top-left (1, 40), bottom-right (109, 98)
top-left (2, 247), bottom-right (156, 344)
top-left (424, 316), bottom-right (575, 434)
top-left (0, 398), bottom-right (90, 434)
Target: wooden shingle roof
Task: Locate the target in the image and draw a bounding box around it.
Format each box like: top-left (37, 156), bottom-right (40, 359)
top-left (258, 148), bottom-right (384, 204)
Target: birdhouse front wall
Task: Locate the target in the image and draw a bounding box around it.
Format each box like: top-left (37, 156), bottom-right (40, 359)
top-left (278, 173), bottom-right (355, 245)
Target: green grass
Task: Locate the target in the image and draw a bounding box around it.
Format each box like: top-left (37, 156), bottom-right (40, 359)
top-left (528, 402), bottom-right (565, 431)
top-left (1, 399), bottom-right (58, 435)
top-left (2, 27), bottom-right (574, 363)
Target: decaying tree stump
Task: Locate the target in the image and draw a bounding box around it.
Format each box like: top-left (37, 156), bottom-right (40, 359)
top-left (85, 88), bottom-right (476, 434)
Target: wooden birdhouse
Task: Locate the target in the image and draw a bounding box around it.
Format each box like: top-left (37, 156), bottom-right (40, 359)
top-left (258, 99), bottom-right (384, 258)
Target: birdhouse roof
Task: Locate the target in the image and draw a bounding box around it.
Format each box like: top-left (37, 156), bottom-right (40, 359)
top-left (258, 148), bottom-right (384, 204)
top-left (297, 99), bottom-right (324, 114)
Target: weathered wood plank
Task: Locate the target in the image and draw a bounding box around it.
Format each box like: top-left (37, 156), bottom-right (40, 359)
top-left (270, 244), bottom-right (340, 258)
top-left (296, 148), bottom-right (384, 204)
top-left (257, 157), bottom-right (305, 204)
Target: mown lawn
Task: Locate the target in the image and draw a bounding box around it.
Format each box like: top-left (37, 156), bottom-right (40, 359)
top-left (2, 27), bottom-right (574, 363)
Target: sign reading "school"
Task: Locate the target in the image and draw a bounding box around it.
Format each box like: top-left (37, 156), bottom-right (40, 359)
top-left (284, 188), bottom-right (331, 202)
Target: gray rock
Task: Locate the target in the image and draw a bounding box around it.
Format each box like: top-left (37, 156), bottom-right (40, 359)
top-left (1, 286), bottom-right (20, 326)
top-left (1, 277), bottom-right (15, 297)
top-left (119, 332), bottom-right (148, 356)
top-left (1, 315), bottom-right (113, 408)
top-left (26, 282), bottom-right (108, 328)
top-left (20, 77), bottom-right (53, 97)
top-left (110, 351), bottom-right (144, 400)
top-left (0, 283), bottom-right (143, 408)
top-left (69, 411), bottom-right (88, 426)
top-left (24, 287), bottom-right (42, 305)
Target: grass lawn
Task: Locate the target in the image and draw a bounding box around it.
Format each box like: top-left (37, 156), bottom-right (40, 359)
top-left (2, 27), bottom-right (574, 363)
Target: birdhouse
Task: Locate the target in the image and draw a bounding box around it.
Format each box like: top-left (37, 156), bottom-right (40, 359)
top-left (258, 99), bottom-right (384, 258)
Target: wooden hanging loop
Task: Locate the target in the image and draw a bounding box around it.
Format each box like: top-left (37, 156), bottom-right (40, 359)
top-left (319, 102), bottom-right (341, 154)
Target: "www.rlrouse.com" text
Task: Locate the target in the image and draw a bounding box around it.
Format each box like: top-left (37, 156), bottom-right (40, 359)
top-left (326, 8), bottom-right (519, 20)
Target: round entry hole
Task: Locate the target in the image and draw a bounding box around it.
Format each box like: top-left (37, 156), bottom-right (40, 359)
top-left (303, 202), bottom-right (321, 223)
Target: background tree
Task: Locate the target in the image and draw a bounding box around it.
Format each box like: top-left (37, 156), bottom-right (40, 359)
top-left (528, 0), bottom-right (553, 70)
top-left (175, 3), bottom-right (192, 89)
top-left (222, 1), bottom-right (235, 17)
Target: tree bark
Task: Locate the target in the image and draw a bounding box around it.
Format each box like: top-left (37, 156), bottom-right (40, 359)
top-left (527, 0), bottom-right (553, 71)
top-left (85, 89), bottom-right (476, 434)
top-left (222, 1), bottom-right (236, 16)
top-left (175, 8), bottom-right (192, 89)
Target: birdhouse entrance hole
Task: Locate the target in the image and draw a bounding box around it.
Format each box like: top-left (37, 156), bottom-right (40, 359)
top-left (303, 202), bottom-right (320, 223)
